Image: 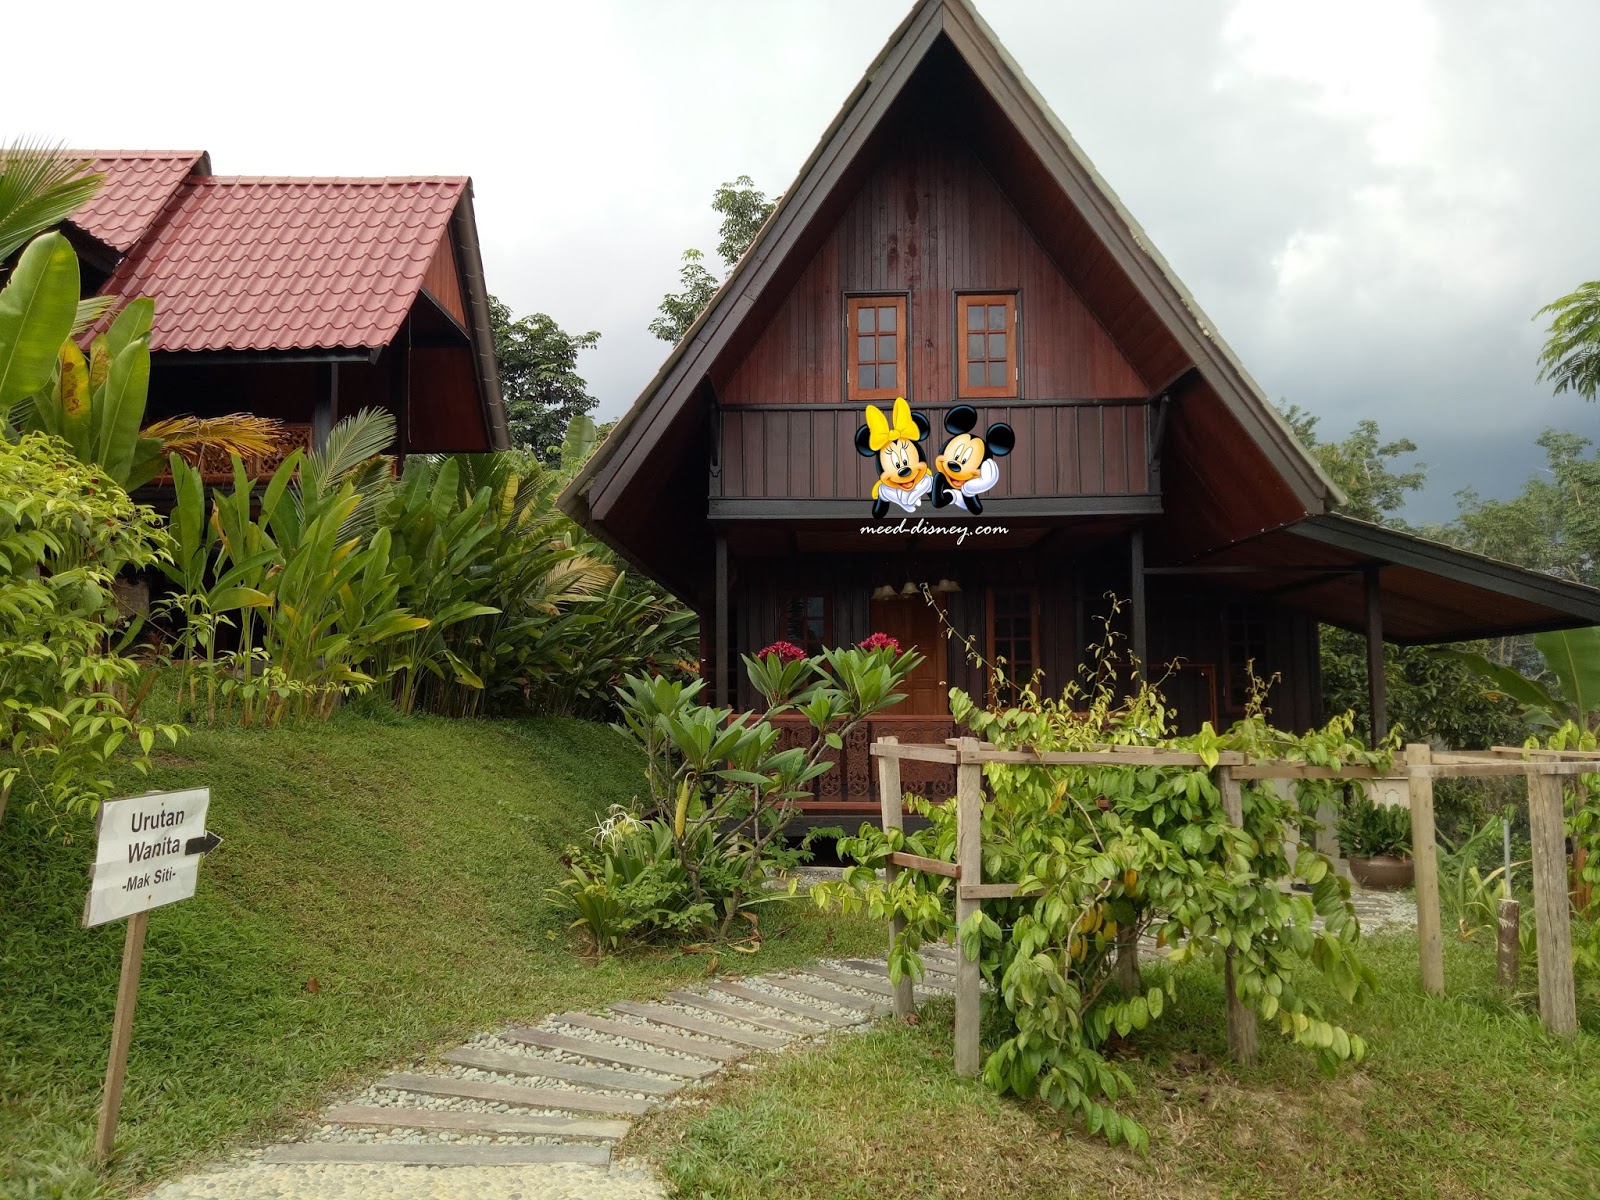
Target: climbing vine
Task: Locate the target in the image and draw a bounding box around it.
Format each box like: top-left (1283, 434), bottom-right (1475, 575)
top-left (814, 629), bottom-right (1391, 1150)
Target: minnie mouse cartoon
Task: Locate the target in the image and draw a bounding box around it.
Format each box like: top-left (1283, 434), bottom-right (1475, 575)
top-left (932, 405), bottom-right (1015, 515)
top-left (856, 397), bottom-right (934, 519)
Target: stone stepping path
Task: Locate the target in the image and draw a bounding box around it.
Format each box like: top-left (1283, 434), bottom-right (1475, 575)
top-left (148, 953), bottom-right (953, 1198)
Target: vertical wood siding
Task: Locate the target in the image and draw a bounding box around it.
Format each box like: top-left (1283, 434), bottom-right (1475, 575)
top-left (719, 127), bottom-right (1148, 407)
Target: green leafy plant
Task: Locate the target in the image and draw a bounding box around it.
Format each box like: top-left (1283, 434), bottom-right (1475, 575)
top-left (815, 626), bottom-right (1381, 1151)
top-left (595, 642), bottom-right (922, 945)
top-left (0, 433), bottom-right (182, 827)
top-left (1335, 791), bottom-right (1413, 859)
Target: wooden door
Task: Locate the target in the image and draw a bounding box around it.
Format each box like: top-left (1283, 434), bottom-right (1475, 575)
top-left (869, 598), bottom-right (948, 715)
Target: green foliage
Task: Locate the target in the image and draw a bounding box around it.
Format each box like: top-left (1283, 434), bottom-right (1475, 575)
top-left (1439, 430), bottom-right (1600, 591)
top-left (650, 175), bottom-right (778, 344)
top-left (1278, 405), bottom-right (1426, 526)
top-left (0, 231), bottom-right (80, 415)
top-left (15, 295), bottom-right (171, 488)
top-left (1535, 280), bottom-right (1600, 403)
top-left (815, 655), bottom-right (1384, 1150)
top-left (0, 142), bottom-right (104, 263)
top-left (487, 295), bottom-right (600, 462)
top-left (158, 417), bottom-right (697, 726)
top-left (572, 644), bottom-right (922, 947)
top-left (0, 434), bottom-right (180, 826)
top-left (648, 249), bottom-right (719, 346)
top-left (1334, 791), bottom-right (1412, 859)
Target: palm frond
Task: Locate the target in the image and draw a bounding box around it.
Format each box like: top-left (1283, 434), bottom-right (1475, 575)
top-left (0, 141), bottom-right (104, 262)
top-left (1536, 281), bottom-right (1600, 402)
top-left (72, 295), bottom-right (117, 337)
top-left (303, 408), bottom-right (398, 499)
top-left (142, 413), bottom-right (291, 461)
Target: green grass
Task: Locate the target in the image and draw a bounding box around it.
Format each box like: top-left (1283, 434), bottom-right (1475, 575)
top-left (0, 711), bottom-right (882, 1199)
top-left (629, 935), bottom-right (1600, 1200)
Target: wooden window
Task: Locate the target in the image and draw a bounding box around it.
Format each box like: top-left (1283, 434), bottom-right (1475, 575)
top-left (987, 587), bottom-right (1037, 705)
top-left (1222, 602), bottom-right (1270, 712)
top-left (846, 296), bottom-right (908, 402)
top-left (783, 593), bottom-right (832, 656)
top-left (957, 293), bottom-right (1017, 399)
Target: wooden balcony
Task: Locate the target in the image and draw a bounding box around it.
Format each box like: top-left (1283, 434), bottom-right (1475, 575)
top-left (715, 399), bottom-right (1153, 502)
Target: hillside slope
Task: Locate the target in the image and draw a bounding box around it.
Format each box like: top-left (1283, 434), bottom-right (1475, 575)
top-left (0, 713), bottom-right (874, 1198)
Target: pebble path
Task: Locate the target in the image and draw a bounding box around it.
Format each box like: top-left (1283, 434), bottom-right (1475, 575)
top-left (144, 949), bottom-right (958, 1200)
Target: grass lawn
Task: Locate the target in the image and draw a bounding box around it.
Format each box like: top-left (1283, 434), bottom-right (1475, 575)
top-left (0, 710), bottom-right (882, 1199)
top-left (629, 934), bottom-right (1600, 1200)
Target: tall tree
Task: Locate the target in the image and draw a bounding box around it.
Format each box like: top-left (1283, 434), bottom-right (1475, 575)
top-left (1535, 281), bottom-right (1600, 402)
top-left (1443, 429), bottom-right (1600, 587)
top-left (650, 175), bottom-right (777, 344)
top-left (488, 296), bottom-right (600, 461)
top-left (1278, 404), bottom-right (1426, 525)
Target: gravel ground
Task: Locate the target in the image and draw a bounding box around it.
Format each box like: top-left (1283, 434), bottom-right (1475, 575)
top-left (144, 1158), bottom-right (666, 1200)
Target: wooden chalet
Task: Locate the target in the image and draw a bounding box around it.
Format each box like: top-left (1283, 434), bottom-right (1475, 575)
top-left (63, 150), bottom-right (507, 476)
top-left (561, 0), bottom-right (1600, 818)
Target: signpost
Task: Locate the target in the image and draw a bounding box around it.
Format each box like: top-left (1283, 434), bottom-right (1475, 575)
top-left (83, 788), bottom-right (218, 1164)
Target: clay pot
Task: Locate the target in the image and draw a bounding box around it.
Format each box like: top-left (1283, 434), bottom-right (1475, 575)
top-left (1347, 854), bottom-right (1414, 890)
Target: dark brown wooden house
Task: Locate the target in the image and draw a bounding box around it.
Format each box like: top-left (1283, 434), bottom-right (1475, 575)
top-left (64, 150), bottom-right (507, 476)
top-left (562, 0), bottom-right (1600, 818)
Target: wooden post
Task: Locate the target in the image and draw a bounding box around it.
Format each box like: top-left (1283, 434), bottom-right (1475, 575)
top-left (1216, 766), bottom-right (1258, 1064)
top-left (1129, 528), bottom-right (1147, 681)
top-left (713, 533), bottom-right (729, 709)
top-left (1407, 743), bottom-right (1444, 996)
top-left (876, 737), bottom-right (914, 1019)
top-left (953, 737), bottom-right (984, 1077)
top-left (95, 910), bottom-right (150, 1164)
top-left (1496, 897), bottom-right (1521, 994)
top-left (1364, 565), bottom-right (1386, 747)
top-left (1527, 770), bottom-right (1578, 1037)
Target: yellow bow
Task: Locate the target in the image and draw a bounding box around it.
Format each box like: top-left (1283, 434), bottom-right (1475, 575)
top-left (864, 397), bottom-right (920, 453)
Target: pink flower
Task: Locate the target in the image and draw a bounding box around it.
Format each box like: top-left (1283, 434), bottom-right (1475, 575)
top-left (858, 632), bottom-right (901, 654)
top-left (757, 640), bottom-right (807, 663)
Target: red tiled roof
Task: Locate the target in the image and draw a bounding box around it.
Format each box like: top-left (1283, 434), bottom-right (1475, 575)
top-left (93, 175), bottom-right (467, 353)
top-left (68, 151), bottom-right (208, 253)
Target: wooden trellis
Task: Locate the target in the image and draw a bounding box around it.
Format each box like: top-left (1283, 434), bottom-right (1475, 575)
top-left (872, 737), bottom-right (1592, 1077)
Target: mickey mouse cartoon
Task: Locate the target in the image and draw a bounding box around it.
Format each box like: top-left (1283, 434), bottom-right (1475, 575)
top-left (856, 397), bottom-right (934, 519)
top-left (932, 405), bottom-right (1015, 515)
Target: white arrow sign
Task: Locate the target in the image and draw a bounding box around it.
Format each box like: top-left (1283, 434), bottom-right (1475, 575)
top-left (82, 788), bottom-right (212, 928)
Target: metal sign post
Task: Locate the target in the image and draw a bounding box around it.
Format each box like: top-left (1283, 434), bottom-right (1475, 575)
top-left (82, 788), bottom-right (218, 1164)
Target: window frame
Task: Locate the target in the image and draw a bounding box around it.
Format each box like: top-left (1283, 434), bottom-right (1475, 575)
top-left (956, 292), bottom-right (1019, 400)
top-left (985, 585), bottom-right (1039, 706)
top-left (845, 294), bottom-right (910, 403)
top-left (1221, 601), bottom-right (1270, 714)
top-left (781, 592), bottom-right (833, 657)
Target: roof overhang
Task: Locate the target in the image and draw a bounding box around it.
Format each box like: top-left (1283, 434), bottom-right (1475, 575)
top-left (1164, 514), bottom-right (1600, 644)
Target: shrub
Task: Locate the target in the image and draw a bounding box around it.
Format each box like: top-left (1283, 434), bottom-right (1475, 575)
top-left (0, 434), bottom-right (181, 827)
top-left (1335, 790), bottom-right (1413, 858)
top-left (552, 642), bottom-right (922, 949)
top-left (815, 654), bottom-right (1384, 1150)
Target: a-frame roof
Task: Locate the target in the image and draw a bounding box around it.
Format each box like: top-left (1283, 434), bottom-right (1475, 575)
top-left (561, 0), bottom-right (1345, 598)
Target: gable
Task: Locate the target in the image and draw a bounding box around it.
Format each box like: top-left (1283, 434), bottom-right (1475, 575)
top-left (718, 121), bottom-right (1146, 407)
top-left (562, 0), bottom-right (1339, 595)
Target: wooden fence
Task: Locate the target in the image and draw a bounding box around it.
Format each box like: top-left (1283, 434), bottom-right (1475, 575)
top-left (871, 736), bottom-right (1593, 1077)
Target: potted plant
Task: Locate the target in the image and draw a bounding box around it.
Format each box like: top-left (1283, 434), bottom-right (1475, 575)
top-left (1336, 791), bottom-right (1415, 889)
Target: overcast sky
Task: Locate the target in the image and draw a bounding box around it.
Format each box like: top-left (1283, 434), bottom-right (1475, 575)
top-left (12, 0), bottom-right (1599, 521)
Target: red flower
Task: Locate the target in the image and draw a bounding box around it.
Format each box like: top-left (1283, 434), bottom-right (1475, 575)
top-left (858, 632), bottom-right (901, 654)
top-left (757, 640), bottom-right (807, 663)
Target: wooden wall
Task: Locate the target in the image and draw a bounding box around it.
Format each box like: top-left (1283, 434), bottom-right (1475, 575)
top-left (717, 125), bottom-right (1148, 407)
